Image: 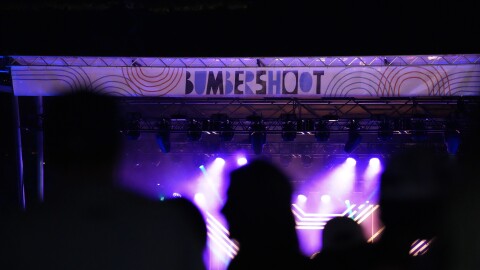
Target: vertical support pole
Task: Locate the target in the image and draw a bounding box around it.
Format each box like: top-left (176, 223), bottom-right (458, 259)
top-left (37, 96), bottom-right (44, 202)
top-left (13, 95), bottom-right (26, 210)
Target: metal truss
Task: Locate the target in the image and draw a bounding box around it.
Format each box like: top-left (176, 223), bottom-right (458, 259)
top-left (119, 96), bottom-right (479, 125)
top-left (6, 54), bottom-right (480, 68)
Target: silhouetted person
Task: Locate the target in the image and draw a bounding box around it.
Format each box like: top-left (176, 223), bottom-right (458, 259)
top-left (0, 90), bottom-right (207, 270)
top-left (443, 103), bottom-right (480, 270)
top-left (221, 159), bottom-right (311, 270)
top-left (371, 147), bottom-right (455, 270)
top-left (311, 216), bottom-right (368, 270)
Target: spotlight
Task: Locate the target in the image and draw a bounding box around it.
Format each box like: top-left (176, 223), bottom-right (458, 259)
top-left (219, 120), bottom-right (234, 142)
top-left (346, 157), bottom-right (357, 167)
top-left (172, 192), bottom-right (182, 198)
top-left (369, 157), bottom-right (380, 167)
top-left (281, 114), bottom-right (297, 142)
top-left (280, 154), bottom-right (293, 167)
top-left (314, 120), bottom-right (330, 142)
top-left (411, 119), bottom-right (428, 142)
top-left (301, 155), bottom-right (313, 168)
top-left (125, 123), bottom-right (140, 141)
top-left (156, 119), bottom-right (171, 153)
top-left (194, 193), bottom-right (206, 207)
top-left (214, 157), bottom-right (226, 166)
top-left (248, 115), bottom-right (266, 155)
top-left (211, 114), bottom-right (234, 141)
top-left (297, 194), bottom-right (307, 203)
top-left (187, 119), bottom-right (202, 141)
top-left (378, 119), bottom-right (393, 142)
top-left (321, 194), bottom-right (331, 203)
top-left (344, 120), bottom-right (362, 154)
top-left (444, 121), bottom-right (460, 155)
top-left (124, 112), bottom-right (142, 140)
top-left (237, 157), bottom-right (248, 166)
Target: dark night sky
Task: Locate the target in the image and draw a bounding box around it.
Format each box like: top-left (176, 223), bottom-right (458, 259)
top-left (0, 1), bottom-right (478, 57)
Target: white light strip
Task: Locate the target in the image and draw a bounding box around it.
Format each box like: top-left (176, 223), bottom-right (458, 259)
top-left (296, 221), bottom-right (327, 226)
top-left (354, 205), bottom-right (374, 222)
top-left (348, 210), bottom-right (357, 218)
top-left (206, 223), bottom-right (238, 253)
top-left (413, 240), bottom-right (432, 256)
top-left (206, 212), bottom-right (230, 235)
top-left (409, 240), bottom-right (426, 255)
top-left (357, 205), bottom-right (379, 224)
top-left (340, 204), bottom-right (358, 216)
top-left (292, 209), bottom-right (334, 221)
top-left (293, 204), bottom-right (354, 217)
top-left (367, 226), bottom-right (385, 243)
top-left (207, 232), bottom-right (236, 259)
top-left (296, 226), bottom-right (325, 230)
top-left (206, 225), bottom-right (238, 255)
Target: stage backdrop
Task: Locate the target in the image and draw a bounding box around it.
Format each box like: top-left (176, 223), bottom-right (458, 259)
top-left (11, 65), bottom-right (480, 97)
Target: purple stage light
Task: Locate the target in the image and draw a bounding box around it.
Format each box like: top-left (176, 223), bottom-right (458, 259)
top-left (320, 194), bottom-right (331, 203)
top-left (172, 192), bottom-right (182, 198)
top-left (297, 194), bottom-right (308, 203)
top-left (194, 192), bottom-right (206, 207)
top-left (214, 157), bottom-right (226, 166)
top-left (369, 157), bottom-right (380, 167)
top-left (346, 157), bottom-right (357, 167)
top-left (237, 157), bottom-right (248, 166)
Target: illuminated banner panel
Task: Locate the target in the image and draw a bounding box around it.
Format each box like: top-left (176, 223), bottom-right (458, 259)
top-left (11, 65), bottom-right (480, 97)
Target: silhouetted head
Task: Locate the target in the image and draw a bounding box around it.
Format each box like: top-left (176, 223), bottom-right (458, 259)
top-left (322, 216), bottom-right (366, 251)
top-left (162, 197), bottom-right (207, 270)
top-left (379, 147), bottom-right (453, 241)
top-left (221, 159), bottom-right (297, 246)
top-left (44, 90), bottom-right (122, 188)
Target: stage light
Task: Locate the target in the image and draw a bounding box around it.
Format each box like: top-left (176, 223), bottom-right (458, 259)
top-left (378, 120), bottom-right (393, 142)
top-left (369, 157), bottom-right (380, 167)
top-left (281, 114), bottom-right (297, 142)
top-left (187, 119), bottom-right (203, 141)
top-left (155, 119), bottom-right (171, 153)
top-left (172, 192), bottom-right (182, 198)
top-left (124, 112), bottom-right (142, 140)
top-left (297, 194), bottom-right (307, 203)
top-left (346, 157), bottom-right (357, 167)
top-left (248, 115), bottom-right (266, 155)
top-left (301, 155), bottom-right (313, 168)
top-left (211, 114), bottom-right (234, 141)
top-left (219, 120), bottom-right (235, 142)
top-left (411, 119), bottom-right (428, 142)
top-left (280, 154), bottom-right (293, 167)
top-left (237, 157), bottom-right (248, 166)
top-left (314, 120), bottom-right (330, 142)
top-left (194, 193), bottom-right (206, 207)
top-left (282, 122), bottom-right (297, 141)
top-left (444, 121), bottom-right (460, 155)
top-left (321, 194), bottom-right (331, 203)
top-left (344, 120), bottom-right (362, 154)
top-left (214, 157), bottom-right (226, 166)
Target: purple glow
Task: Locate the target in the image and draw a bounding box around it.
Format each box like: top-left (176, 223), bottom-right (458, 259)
top-left (346, 157), bottom-right (357, 167)
top-left (369, 157), bottom-right (380, 167)
top-left (214, 157), bottom-right (226, 166)
top-left (172, 192), bottom-right (182, 198)
top-left (363, 157), bottom-right (383, 202)
top-left (297, 194), bottom-right (308, 203)
top-left (194, 192), bottom-right (206, 207)
top-left (320, 194), bottom-right (331, 203)
top-left (237, 157), bottom-right (248, 166)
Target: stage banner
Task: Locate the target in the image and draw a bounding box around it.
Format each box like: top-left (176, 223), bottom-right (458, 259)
top-left (11, 65), bottom-right (480, 97)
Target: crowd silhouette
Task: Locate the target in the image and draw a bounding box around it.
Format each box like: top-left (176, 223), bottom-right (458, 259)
top-left (221, 159), bottom-right (311, 270)
top-left (1, 90), bottom-right (479, 270)
top-left (0, 91), bottom-right (207, 270)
